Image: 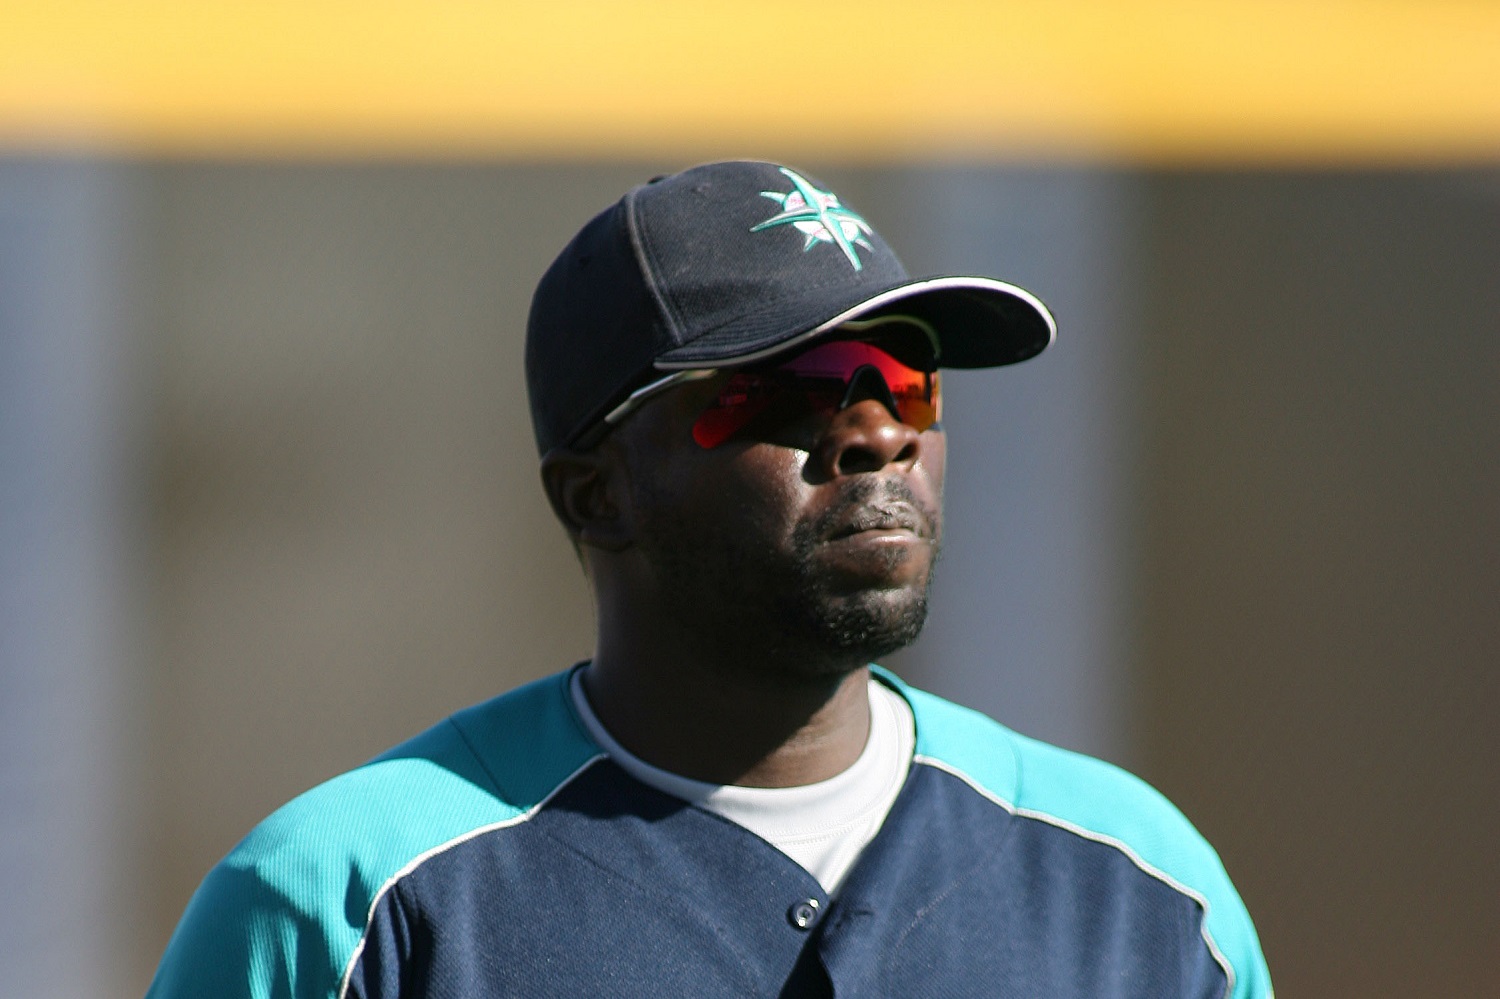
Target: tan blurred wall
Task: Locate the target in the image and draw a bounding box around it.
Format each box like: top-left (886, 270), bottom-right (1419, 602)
top-left (141, 164), bottom-right (645, 957)
top-left (1133, 172), bottom-right (1499, 996)
top-left (20, 162), bottom-right (1487, 995)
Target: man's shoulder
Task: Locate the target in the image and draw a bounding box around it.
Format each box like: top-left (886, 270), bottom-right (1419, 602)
top-left (148, 669), bottom-right (601, 999)
top-left (238, 668), bottom-right (597, 873)
top-left (889, 670), bottom-right (1181, 838)
top-left (879, 667), bottom-right (1272, 999)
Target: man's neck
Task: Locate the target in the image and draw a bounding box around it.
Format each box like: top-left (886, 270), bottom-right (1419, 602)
top-left (580, 649), bottom-right (872, 788)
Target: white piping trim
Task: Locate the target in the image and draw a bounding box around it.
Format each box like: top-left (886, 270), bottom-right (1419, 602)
top-left (335, 753), bottom-right (608, 999)
top-left (653, 276), bottom-right (1058, 370)
top-left (912, 754), bottom-right (1237, 999)
top-left (912, 754), bottom-right (1019, 815)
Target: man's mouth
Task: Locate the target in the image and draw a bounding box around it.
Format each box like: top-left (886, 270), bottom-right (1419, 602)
top-left (829, 504), bottom-right (927, 541)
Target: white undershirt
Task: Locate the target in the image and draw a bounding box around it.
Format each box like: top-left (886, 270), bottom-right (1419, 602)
top-left (569, 669), bottom-right (915, 895)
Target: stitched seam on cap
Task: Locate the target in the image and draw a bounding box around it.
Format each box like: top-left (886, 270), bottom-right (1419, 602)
top-left (623, 187), bottom-right (685, 343)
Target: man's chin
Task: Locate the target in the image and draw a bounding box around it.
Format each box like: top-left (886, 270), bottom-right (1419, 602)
top-left (797, 586), bottom-right (930, 662)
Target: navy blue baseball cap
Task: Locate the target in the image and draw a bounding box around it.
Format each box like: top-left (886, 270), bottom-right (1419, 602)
top-left (526, 160), bottom-right (1056, 455)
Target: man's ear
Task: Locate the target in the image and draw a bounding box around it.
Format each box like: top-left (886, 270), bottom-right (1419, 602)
top-left (539, 447), bottom-right (634, 552)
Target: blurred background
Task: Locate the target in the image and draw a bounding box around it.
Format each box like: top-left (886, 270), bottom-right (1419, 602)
top-left (1, 3), bottom-right (1496, 996)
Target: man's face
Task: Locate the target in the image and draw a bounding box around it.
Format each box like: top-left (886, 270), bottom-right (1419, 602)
top-left (608, 334), bottom-right (947, 676)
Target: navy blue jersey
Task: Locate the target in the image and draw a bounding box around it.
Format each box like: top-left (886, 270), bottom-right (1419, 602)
top-left (148, 667), bottom-right (1271, 998)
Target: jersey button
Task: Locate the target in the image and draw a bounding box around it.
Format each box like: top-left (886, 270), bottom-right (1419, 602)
top-left (787, 898), bottom-right (821, 930)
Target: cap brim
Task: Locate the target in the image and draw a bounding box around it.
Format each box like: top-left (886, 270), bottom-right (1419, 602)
top-left (653, 276), bottom-right (1056, 371)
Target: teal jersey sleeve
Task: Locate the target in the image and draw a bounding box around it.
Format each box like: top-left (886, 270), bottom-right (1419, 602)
top-left (146, 673), bottom-right (599, 999)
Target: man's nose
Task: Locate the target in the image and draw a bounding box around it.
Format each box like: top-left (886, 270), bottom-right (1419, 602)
top-left (811, 397), bottom-right (923, 478)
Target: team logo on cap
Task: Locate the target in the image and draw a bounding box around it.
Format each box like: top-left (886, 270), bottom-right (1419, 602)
top-left (752, 168), bottom-right (875, 271)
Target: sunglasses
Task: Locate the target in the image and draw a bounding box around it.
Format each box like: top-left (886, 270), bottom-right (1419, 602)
top-left (590, 317), bottom-right (942, 449)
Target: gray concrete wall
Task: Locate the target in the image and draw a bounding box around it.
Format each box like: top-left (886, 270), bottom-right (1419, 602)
top-left (0, 159), bottom-right (146, 999)
top-left (879, 166), bottom-right (1141, 765)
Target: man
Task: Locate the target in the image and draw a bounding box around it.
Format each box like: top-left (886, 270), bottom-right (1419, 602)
top-left (149, 161), bottom-right (1272, 997)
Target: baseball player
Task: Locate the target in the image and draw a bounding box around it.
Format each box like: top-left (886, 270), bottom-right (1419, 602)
top-left (148, 160), bottom-right (1272, 998)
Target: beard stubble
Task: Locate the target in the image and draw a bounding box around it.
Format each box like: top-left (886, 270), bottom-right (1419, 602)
top-left (635, 476), bottom-right (940, 678)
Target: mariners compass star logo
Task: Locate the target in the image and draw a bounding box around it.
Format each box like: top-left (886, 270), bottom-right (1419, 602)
top-left (752, 168), bottom-right (875, 271)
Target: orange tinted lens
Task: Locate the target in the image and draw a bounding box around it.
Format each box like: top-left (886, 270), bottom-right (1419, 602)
top-left (893, 370), bottom-right (941, 431)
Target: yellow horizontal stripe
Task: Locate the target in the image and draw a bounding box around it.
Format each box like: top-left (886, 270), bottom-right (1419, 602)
top-left (1, 1), bottom-right (1497, 162)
